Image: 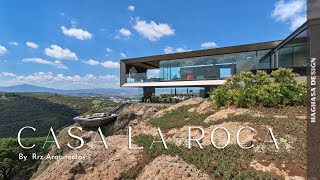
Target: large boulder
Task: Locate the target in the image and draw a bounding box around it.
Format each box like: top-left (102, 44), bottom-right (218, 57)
top-left (113, 103), bottom-right (157, 135)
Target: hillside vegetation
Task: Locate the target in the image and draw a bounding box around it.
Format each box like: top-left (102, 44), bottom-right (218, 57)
top-left (33, 100), bottom-right (307, 179)
top-left (9, 68), bottom-right (308, 179)
top-left (0, 93), bottom-right (116, 138)
top-left (0, 137), bottom-right (51, 179)
top-left (211, 68), bottom-right (307, 108)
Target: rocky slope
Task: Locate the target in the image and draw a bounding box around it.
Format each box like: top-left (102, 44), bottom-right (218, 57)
top-left (33, 135), bottom-right (143, 180)
top-left (32, 99), bottom-right (307, 179)
top-left (136, 155), bottom-right (210, 180)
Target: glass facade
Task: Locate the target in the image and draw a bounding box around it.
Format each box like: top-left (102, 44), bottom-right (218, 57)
top-left (154, 87), bottom-right (205, 97)
top-left (125, 50), bottom-right (271, 83)
top-left (138, 87), bottom-right (206, 103)
top-left (257, 29), bottom-right (307, 70)
top-left (277, 30), bottom-right (307, 68)
top-left (124, 28), bottom-right (307, 84)
top-left (158, 50), bottom-right (270, 82)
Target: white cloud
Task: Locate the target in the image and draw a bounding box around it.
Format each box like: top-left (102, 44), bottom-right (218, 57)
top-left (16, 72), bottom-right (54, 82)
top-left (119, 28), bottom-right (132, 37)
top-left (101, 61), bottom-right (120, 68)
top-left (82, 59), bottom-right (120, 69)
top-left (83, 59), bottom-right (100, 66)
top-left (201, 42), bottom-right (218, 49)
top-left (2, 72), bottom-right (17, 77)
top-left (289, 15), bottom-right (307, 30)
top-left (147, 69), bottom-right (160, 78)
top-left (26, 42), bottom-right (39, 49)
top-left (106, 48), bottom-right (113, 52)
top-left (133, 18), bottom-right (175, 41)
top-left (163, 46), bottom-right (174, 54)
top-left (164, 46), bottom-right (191, 54)
top-left (14, 72), bottom-right (87, 83)
top-left (128, 5), bottom-right (135, 12)
top-left (55, 73), bottom-right (96, 82)
top-left (175, 48), bottom-right (190, 52)
top-left (9, 42), bottom-right (18, 46)
top-left (0, 45), bottom-right (8, 55)
top-left (61, 26), bottom-right (93, 40)
top-left (22, 58), bottom-right (68, 69)
top-left (2, 72), bottom-right (120, 89)
top-left (271, 0), bottom-right (306, 31)
top-left (120, 53), bottom-right (127, 58)
top-left (45, 45), bottom-right (78, 60)
top-left (99, 75), bottom-right (119, 81)
top-left (83, 74), bottom-right (96, 80)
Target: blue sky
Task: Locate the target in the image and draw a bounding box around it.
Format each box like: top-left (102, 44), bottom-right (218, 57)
top-left (0, 0), bottom-right (306, 89)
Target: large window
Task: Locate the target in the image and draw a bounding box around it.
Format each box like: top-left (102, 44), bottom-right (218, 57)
top-left (154, 87), bottom-right (205, 98)
top-left (124, 48), bottom-right (274, 84)
top-left (277, 30), bottom-right (307, 68)
top-left (256, 29), bottom-right (307, 71)
top-left (159, 50), bottom-right (270, 81)
top-left (278, 47), bottom-right (293, 67)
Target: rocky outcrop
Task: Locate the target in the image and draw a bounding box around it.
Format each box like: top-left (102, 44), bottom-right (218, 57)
top-left (250, 160), bottom-right (305, 180)
top-left (188, 100), bottom-right (214, 114)
top-left (136, 155), bottom-right (211, 180)
top-left (113, 103), bottom-right (157, 135)
top-left (32, 135), bottom-right (144, 180)
top-left (166, 121), bottom-right (257, 147)
top-left (154, 97), bottom-right (203, 117)
top-left (204, 108), bottom-right (263, 123)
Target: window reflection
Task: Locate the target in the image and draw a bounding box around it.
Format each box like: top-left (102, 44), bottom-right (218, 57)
top-left (159, 50), bottom-right (270, 81)
top-left (277, 30), bottom-right (307, 68)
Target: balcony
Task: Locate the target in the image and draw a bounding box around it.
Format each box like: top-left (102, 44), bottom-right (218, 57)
top-left (123, 72), bottom-right (226, 87)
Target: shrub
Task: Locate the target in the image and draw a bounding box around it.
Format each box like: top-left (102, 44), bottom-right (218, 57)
top-left (210, 68), bottom-right (307, 108)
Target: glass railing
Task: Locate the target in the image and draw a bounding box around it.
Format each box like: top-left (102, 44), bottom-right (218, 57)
top-left (126, 73), bottom-right (161, 83)
top-left (125, 72), bottom-right (231, 83)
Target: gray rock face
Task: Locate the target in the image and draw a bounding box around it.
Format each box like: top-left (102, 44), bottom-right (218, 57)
top-left (112, 103), bottom-right (157, 135)
top-left (32, 135), bottom-right (144, 180)
top-left (136, 155), bottom-right (211, 180)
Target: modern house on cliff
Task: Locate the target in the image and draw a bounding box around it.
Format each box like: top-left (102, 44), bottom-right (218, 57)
top-left (120, 21), bottom-right (310, 102)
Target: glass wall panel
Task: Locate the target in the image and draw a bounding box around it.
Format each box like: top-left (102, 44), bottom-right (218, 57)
top-left (257, 50), bottom-right (272, 69)
top-left (158, 50), bottom-right (268, 81)
top-left (258, 55), bottom-right (271, 69)
top-left (232, 51), bottom-right (257, 74)
top-left (293, 46), bottom-right (307, 67)
top-left (155, 87), bottom-right (205, 98)
top-left (277, 29), bottom-right (307, 68)
top-left (147, 69), bottom-right (160, 78)
top-left (278, 47), bottom-right (293, 68)
top-left (125, 47), bottom-right (280, 84)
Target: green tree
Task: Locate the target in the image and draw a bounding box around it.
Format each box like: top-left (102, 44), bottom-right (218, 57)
top-left (0, 138), bottom-right (48, 179)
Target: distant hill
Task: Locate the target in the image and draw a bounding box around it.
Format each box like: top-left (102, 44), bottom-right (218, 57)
top-left (0, 84), bottom-right (138, 97)
top-left (0, 84), bottom-right (63, 93)
top-left (0, 92), bottom-right (116, 138)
